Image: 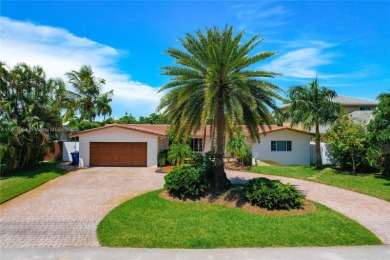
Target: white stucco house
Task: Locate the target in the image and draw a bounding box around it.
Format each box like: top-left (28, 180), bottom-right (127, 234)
top-left (72, 124), bottom-right (314, 167)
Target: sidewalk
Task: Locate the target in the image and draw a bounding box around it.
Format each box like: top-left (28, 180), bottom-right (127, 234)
top-left (1, 246), bottom-right (389, 260)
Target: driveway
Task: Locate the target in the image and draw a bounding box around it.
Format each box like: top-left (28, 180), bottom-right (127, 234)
top-left (1, 167), bottom-right (389, 248)
top-left (227, 170), bottom-right (390, 245)
top-left (0, 167), bottom-right (165, 248)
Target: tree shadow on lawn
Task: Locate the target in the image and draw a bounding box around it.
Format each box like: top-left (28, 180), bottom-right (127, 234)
top-left (374, 175), bottom-right (390, 186)
top-left (0, 162), bottom-right (66, 180)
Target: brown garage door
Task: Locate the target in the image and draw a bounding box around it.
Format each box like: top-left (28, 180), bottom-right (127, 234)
top-left (90, 142), bottom-right (147, 167)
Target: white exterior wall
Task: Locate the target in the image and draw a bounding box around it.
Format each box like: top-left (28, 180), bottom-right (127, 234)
top-left (62, 141), bottom-right (79, 161)
top-left (78, 126), bottom-right (159, 167)
top-left (252, 129), bottom-right (312, 165)
top-left (158, 137), bottom-right (169, 153)
top-left (310, 142), bottom-right (336, 165)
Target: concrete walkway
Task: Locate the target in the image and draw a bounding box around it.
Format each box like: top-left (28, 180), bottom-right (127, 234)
top-left (0, 167), bottom-right (165, 248)
top-left (1, 246), bottom-right (389, 260)
top-left (226, 170), bottom-right (390, 245)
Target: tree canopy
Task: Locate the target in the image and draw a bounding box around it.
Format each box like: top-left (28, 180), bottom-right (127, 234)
top-left (158, 26), bottom-right (282, 188)
top-left (284, 78), bottom-right (342, 169)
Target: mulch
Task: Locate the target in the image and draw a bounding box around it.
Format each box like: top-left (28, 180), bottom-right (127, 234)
top-left (159, 187), bottom-right (316, 216)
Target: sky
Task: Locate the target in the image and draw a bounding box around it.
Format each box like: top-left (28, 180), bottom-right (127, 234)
top-left (1, 0), bottom-right (389, 119)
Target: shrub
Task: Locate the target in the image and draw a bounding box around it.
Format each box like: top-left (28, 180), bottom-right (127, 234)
top-left (158, 150), bottom-right (168, 167)
top-left (77, 121), bottom-right (103, 131)
top-left (243, 152), bottom-right (252, 166)
top-left (243, 178), bottom-right (305, 210)
top-left (164, 165), bottom-right (208, 199)
top-left (191, 152), bottom-right (204, 168)
top-left (167, 143), bottom-right (192, 166)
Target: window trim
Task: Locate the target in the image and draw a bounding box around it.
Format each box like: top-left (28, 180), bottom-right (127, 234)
top-left (191, 138), bottom-right (203, 152)
top-left (271, 141), bottom-right (292, 152)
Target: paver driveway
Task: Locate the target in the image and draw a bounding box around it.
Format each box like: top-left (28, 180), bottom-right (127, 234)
top-left (1, 167), bottom-right (389, 248)
top-left (0, 167), bottom-right (165, 248)
top-left (227, 170), bottom-right (390, 245)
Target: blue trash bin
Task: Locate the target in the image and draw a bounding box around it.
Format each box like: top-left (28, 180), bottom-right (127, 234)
top-left (70, 151), bottom-right (79, 166)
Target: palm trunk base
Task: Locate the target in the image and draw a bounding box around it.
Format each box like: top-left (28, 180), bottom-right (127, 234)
top-left (211, 157), bottom-right (232, 190)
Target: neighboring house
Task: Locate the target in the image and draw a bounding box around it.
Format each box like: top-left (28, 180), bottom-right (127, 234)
top-left (281, 95), bottom-right (379, 134)
top-left (71, 124), bottom-right (314, 167)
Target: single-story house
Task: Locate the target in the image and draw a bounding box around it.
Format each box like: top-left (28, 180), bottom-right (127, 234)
top-left (72, 124), bottom-right (314, 167)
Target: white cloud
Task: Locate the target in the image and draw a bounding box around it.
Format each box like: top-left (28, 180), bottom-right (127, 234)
top-left (231, 2), bottom-right (290, 28)
top-left (0, 17), bottom-right (162, 117)
top-left (263, 47), bottom-right (335, 78)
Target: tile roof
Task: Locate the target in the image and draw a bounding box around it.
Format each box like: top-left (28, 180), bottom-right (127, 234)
top-left (280, 95), bottom-right (378, 109)
top-left (72, 124), bottom-right (314, 137)
top-left (332, 95), bottom-right (378, 105)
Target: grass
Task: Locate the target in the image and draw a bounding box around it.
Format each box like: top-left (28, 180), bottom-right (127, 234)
top-left (0, 161), bottom-right (67, 204)
top-left (249, 166), bottom-right (390, 202)
top-left (97, 190), bottom-right (380, 248)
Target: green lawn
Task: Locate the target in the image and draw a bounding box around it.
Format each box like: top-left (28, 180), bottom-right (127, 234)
top-left (98, 190), bottom-right (380, 248)
top-left (0, 161), bottom-right (67, 204)
top-left (249, 166), bottom-right (390, 202)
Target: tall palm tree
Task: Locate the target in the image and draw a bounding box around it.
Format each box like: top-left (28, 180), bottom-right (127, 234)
top-left (96, 90), bottom-right (114, 121)
top-left (65, 65), bottom-right (107, 122)
top-left (158, 26), bottom-right (282, 188)
top-left (284, 78), bottom-right (342, 169)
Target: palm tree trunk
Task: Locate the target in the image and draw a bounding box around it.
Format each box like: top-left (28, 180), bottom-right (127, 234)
top-left (315, 123), bottom-right (323, 169)
top-left (213, 102), bottom-right (231, 189)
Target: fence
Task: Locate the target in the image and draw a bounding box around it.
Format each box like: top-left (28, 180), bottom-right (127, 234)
top-left (62, 142), bottom-right (79, 161)
top-left (310, 142), bottom-right (335, 165)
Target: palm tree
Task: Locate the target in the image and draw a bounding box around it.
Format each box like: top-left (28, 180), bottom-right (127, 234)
top-left (65, 65), bottom-right (107, 122)
top-left (284, 78), bottom-right (342, 169)
top-left (96, 90), bottom-right (114, 121)
top-left (227, 128), bottom-right (250, 165)
top-left (158, 26), bottom-right (282, 189)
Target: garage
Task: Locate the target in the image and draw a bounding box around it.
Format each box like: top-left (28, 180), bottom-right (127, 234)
top-left (90, 142), bottom-right (147, 167)
top-left (72, 124), bottom-right (168, 167)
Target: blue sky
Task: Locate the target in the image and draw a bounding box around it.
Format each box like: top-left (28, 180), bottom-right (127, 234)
top-left (1, 1), bottom-right (389, 119)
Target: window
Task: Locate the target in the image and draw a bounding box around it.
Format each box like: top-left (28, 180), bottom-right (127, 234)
top-left (360, 107), bottom-right (371, 111)
top-left (271, 141), bottom-right (292, 151)
top-left (191, 138), bottom-right (203, 152)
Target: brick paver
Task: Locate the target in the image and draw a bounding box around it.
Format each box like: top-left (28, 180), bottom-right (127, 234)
top-left (0, 167), bottom-right (165, 248)
top-left (227, 170), bottom-right (390, 244)
top-left (1, 167), bottom-right (389, 248)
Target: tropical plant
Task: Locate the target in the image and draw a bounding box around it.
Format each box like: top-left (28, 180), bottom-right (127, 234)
top-left (367, 92), bottom-right (390, 176)
top-left (284, 78), bottom-right (342, 169)
top-left (326, 114), bottom-right (373, 173)
top-left (116, 112), bottom-right (137, 124)
top-left (368, 92), bottom-right (390, 147)
top-left (96, 90), bottom-right (114, 121)
top-left (65, 65), bottom-right (112, 122)
top-left (227, 128), bottom-right (250, 165)
top-left (158, 26), bottom-right (282, 188)
top-left (243, 178), bottom-right (305, 210)
top-left (0, 62), bottom-right (63, 172)
top-left (167, 143), bottom-right (192, 166)
top-left (138, 113), bottom-right (168, 124)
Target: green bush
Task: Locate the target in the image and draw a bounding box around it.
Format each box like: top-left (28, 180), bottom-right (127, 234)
top-left (167, 143), bottom-right (192, 166)
top-left (164, 165), bottom-right (208, 199)
top-left (380, 153), bottom-right (390, 177)
top-left (243, 152), bottom-right (252, 166)
top-left (77, 121), bottom-right (103, 131)
top-left (191, 152), bottom-right (204, 168)
top-left (158, 150), bottom-right (168, 167)
top-left (243, 178), bottom-right (305, 210)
